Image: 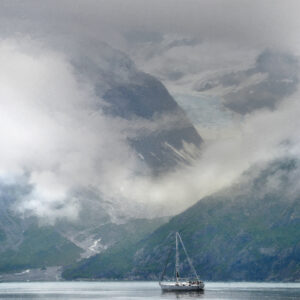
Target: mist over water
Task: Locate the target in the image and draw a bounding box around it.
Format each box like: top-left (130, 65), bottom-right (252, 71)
top-left (0, 282), bottom-right (300, 299)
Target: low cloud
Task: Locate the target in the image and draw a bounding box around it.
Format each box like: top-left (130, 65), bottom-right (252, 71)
top-left (0, 38), bottom-right (145, 223)
top-left (1, 1), bottom-right (300, 225)
top-left (129, 86), bottom-right (300, 215)
top-left (2, 37), bottom-right (300, 224)
top-left (0, 38), bottom-right (201, 223)
top-left (196, 50), bottom-right (299, 114)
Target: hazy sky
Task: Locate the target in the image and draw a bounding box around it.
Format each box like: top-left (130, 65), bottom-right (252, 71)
top-left (1, 0), bottom-right (300, 222)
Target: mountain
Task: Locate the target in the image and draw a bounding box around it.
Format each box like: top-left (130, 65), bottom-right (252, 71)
top-left (0, 43), bottom-right (202, 276)
top-left (0, 179), bottom-right (168, 274)
top-left (0, 181), bottom-right (168, 274)
top-left (0, 193), bottom-right (167, 275)
top-left (103, 71), bottom-right (202, 172)
top-left (62, 158), bottom-right (300, 282)
top-left (56, 216), bottom-right (169, 259)
top-left (75, 42), bottom-right (203, 173)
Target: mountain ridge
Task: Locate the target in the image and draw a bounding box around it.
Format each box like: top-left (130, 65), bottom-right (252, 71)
top-left (62, 158), bottom-right (300, 282)
top-left (0, 43), bottom-right (202, 275)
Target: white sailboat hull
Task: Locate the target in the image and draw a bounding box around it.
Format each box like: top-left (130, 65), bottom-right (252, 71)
top-left (160, 281), bottom-right (205, 291)
top-left (158, 232), bottom-right (205, 292)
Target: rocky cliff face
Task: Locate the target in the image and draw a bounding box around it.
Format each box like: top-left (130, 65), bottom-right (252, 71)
top-left (103, 71), bottom-right (202, 172)
top-left (63, 158), bottom-right (300, 281)
top-left (75, 42), bottom-right (203, 173)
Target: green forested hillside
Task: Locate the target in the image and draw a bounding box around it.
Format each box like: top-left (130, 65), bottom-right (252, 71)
top-left (0, 213), bottom-right (168, 274)
top-left (63, 159), bottom-right (300, 281)
top-left (0, 226), bottom-right (82, 273)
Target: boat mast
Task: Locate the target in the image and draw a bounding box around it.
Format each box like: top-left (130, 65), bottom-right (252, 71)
top-left (177, 232), bottom-right (199, 281)
top-left (175, 232), bottom-right (180, 282)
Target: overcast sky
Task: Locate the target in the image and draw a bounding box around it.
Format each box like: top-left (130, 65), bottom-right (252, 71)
top-left (1, 0), bottom-right (300, 222)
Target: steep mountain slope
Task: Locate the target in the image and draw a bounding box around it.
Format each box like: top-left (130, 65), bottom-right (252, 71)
top-left (75, 42), bottom-right (203, 173)
top-left (0, 190), bottom-right (167, 275)
top-left (0, 179), bottom-right (168, 274)
top-left (0, 182), bottom-right (82, 273)
top-left (103, 71), bottom-right (202, 172)
top-left (0, 178), bottom-right (169, 274)
top-left (0, 226), bottom-right (82, 273)
top-left (0, 43), bottom-right (201, 274)
top-left (63, 158), bottom-right (300, 281)
top-left (56, 216), bottom-right (169, 259)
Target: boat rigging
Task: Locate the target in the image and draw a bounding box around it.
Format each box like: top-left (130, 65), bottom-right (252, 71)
top-left (159, 232), bottom-right (205, 291)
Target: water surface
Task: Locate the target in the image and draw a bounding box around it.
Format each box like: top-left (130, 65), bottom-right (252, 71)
top-left (0, 281), bottom-right (300, 299)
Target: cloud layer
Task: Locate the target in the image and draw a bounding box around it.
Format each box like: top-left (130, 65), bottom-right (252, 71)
top-left (0, 39), bottom-right (145, 223)
top-left (1, 1), bottom-right (300, 224)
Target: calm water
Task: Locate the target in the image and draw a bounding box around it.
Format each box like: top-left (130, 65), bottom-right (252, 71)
top-left (0, 282), bottom-right (300, 299)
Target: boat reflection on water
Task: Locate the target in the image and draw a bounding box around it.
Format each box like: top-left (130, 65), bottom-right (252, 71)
top-left (162, 289), bottom-right (205, 299)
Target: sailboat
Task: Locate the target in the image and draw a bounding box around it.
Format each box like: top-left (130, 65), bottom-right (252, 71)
top-left (159, 232), bottom-right (205, 291)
